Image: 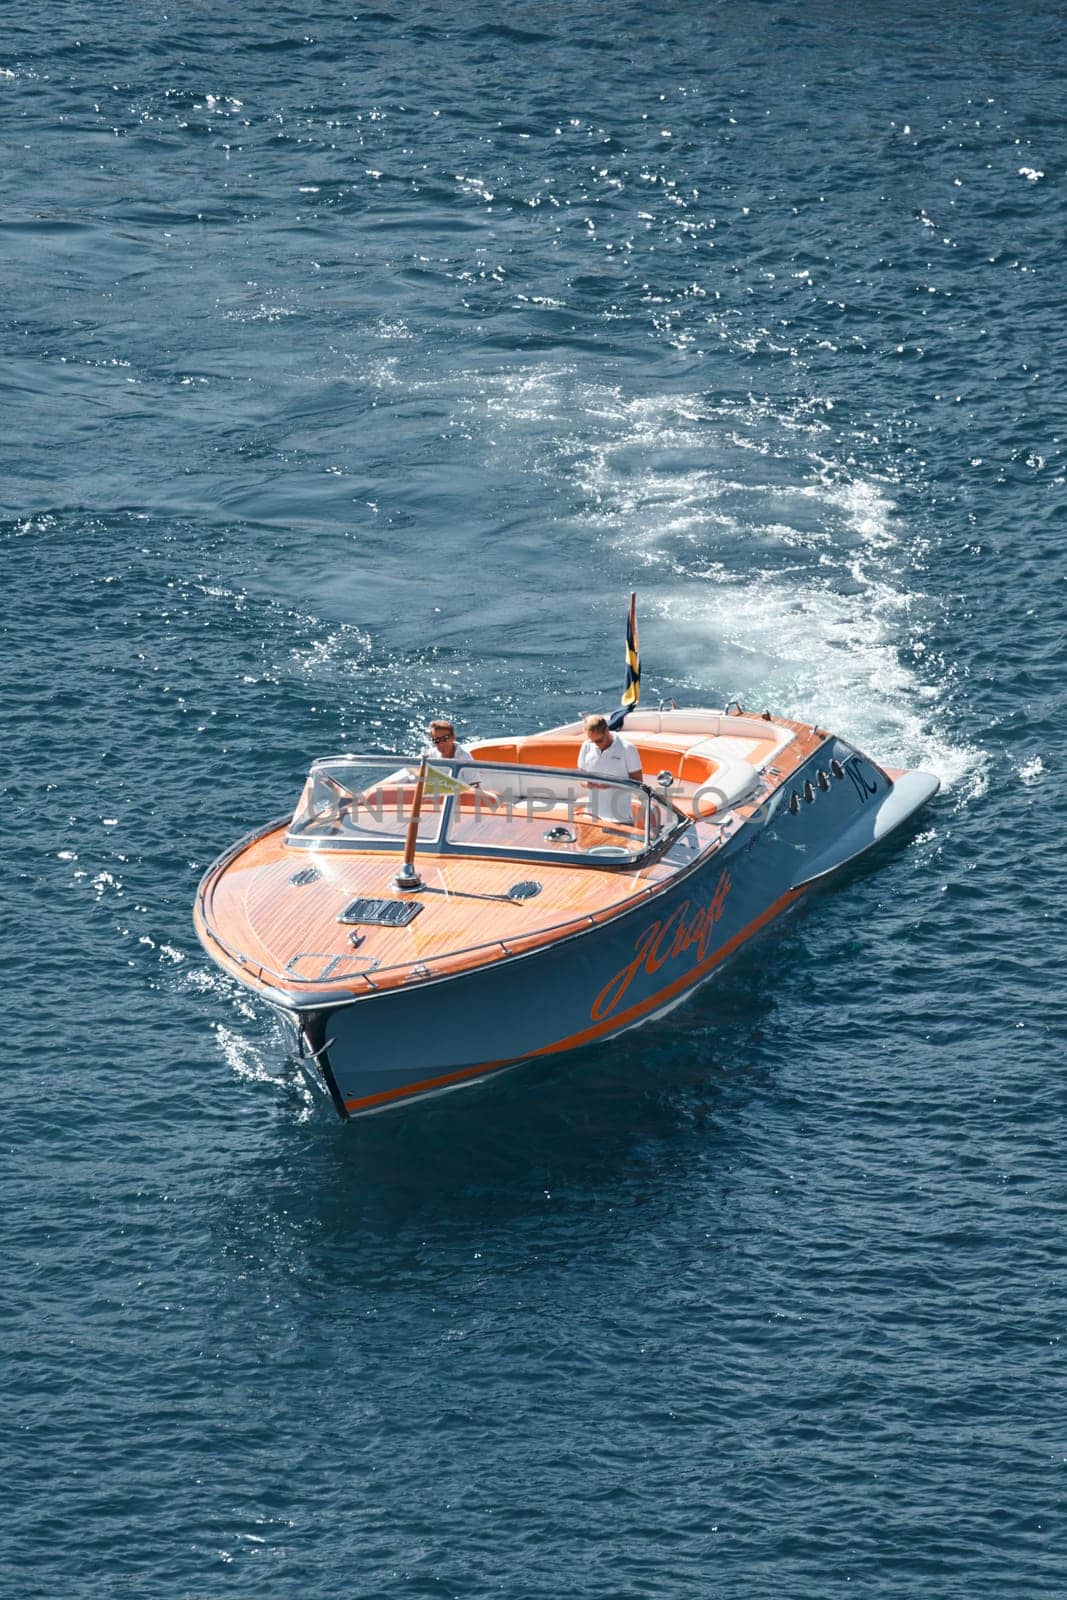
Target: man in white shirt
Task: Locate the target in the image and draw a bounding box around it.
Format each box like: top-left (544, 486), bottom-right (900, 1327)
top-left (424, 718), bottom-right (482, 802)
top-left (578, 714), bottom-right (643, 823)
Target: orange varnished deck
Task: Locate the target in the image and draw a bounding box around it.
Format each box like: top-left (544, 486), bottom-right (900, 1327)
top-left (198, 825), bottom-right (682, 996)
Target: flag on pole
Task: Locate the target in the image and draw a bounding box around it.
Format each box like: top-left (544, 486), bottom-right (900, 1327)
top-left (621, 590), bottom-right (640, 711)
top-left (608, 592), bottom-right (640, 730)
top-left (421, 765), bottom-right (476, 797)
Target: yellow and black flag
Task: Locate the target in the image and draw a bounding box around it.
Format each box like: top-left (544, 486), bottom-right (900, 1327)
top-left (609, 592), bottom-right (640, 729)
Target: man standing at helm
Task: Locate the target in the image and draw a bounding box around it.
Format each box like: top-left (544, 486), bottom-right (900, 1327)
top-left (578, 714), bottom-right (643, 823)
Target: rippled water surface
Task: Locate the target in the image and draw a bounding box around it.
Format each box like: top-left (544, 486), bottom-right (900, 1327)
top-left (3, 3), bottom-right (1065, 1595)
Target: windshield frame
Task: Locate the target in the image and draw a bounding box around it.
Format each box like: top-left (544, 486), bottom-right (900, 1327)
top-left (284, 753), bottom-right (691, 867)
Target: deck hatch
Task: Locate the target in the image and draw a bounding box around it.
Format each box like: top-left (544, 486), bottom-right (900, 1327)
top-left (337, 896), bottom-right (423, 927)
top-left (507, 880), bottom-right (542, 900)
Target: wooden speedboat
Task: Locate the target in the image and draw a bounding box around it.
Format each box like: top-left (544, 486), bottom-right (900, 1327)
top-left (194, 705), bottom-right (939, 1119)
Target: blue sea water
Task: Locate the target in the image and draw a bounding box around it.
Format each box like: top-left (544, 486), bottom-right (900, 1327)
top-left (2, 1), bottom-right (1065, 1594)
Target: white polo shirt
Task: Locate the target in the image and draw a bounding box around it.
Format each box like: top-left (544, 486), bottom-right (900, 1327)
top-left (428, 743), bottom-right (476, 788)
top-left (579, 733), bottom-right (641, 823)
top-left (578, 732), bottom-right (641, 783)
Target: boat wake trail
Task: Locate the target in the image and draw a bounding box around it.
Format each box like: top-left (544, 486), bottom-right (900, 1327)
top-left (548, 384), bottom-right (986, 801)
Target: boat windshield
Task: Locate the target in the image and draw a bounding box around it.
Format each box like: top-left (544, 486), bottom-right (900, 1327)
top-left (289, 758), bottom-right (447, 848)
top-left (286, 755), bottom-right (681, 863)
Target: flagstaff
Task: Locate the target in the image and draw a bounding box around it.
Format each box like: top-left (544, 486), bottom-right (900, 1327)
top-left (608, 590), bottom-right (640, 730)
top-left (394, 754), bottom-right (429, 889)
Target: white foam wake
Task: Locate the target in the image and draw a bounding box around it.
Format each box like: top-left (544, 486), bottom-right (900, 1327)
top-left (552, 384), bottom-right (985, 799)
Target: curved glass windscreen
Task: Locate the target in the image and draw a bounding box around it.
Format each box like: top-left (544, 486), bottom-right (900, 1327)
top-left (286, 756), bottom-right (680, 862)
top-left (444, 763), bottom-right (660, 857)
top-left (288, 759), bottom-right (447, 847)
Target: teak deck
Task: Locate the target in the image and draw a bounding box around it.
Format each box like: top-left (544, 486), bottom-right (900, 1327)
top-left (199, 824), bottom-right (686, 995)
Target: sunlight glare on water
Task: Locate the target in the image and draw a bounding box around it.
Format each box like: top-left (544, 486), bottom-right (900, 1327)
top-left (2, 2), bottom-right (1064, 1596)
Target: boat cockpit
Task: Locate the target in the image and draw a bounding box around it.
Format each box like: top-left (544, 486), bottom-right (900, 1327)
top-left (287, 756), bottom-right (691, 868)
top-left (471, 709), bottom-right (795, 820)
top-left (286, 711), bottom-right (796, 868)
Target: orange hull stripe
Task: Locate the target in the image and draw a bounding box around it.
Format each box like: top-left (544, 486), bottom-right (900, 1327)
top-left (343, 1056), bottom-right (522, 1114)
top-left (342, 885), bottom-right (803, 1113)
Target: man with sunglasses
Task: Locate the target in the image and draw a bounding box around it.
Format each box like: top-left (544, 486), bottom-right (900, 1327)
top-left (427, 719), bottom-right (473, 763)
